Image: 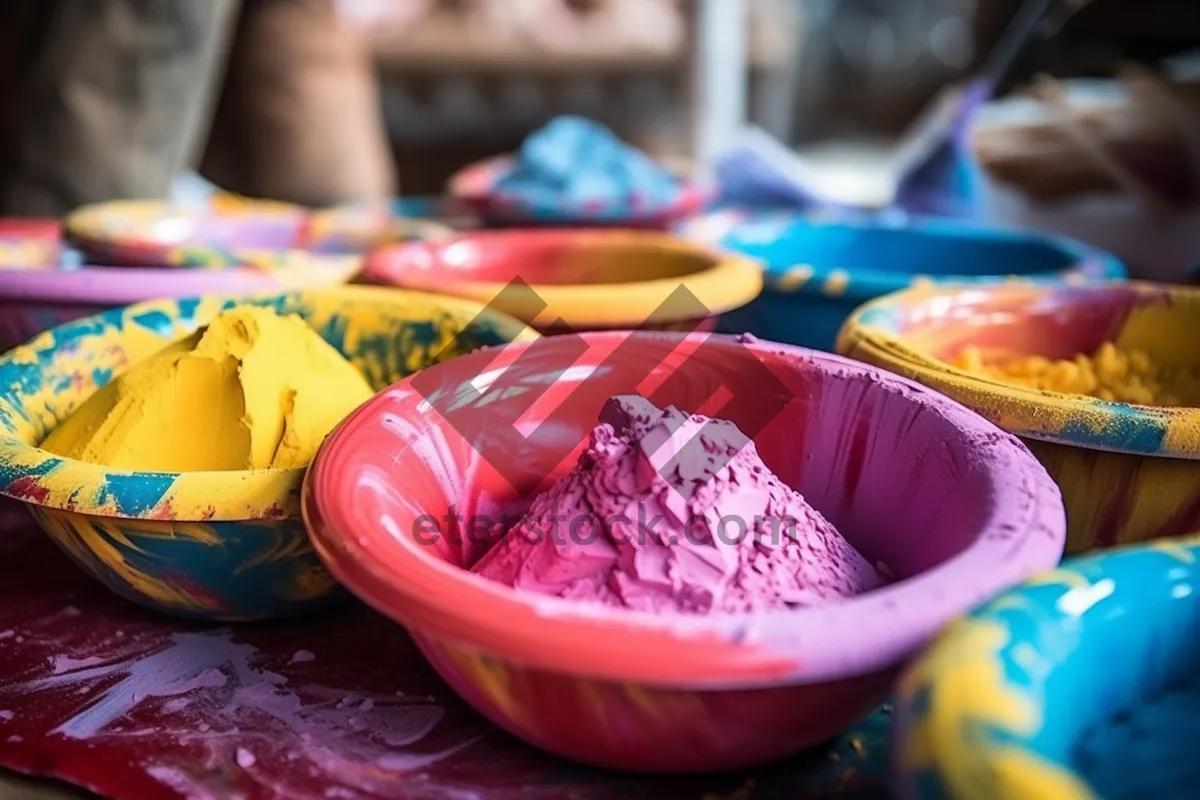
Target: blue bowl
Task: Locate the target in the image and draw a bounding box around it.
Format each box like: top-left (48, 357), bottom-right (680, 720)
top-left (894, 533), bottom-right (1200, 800)
top-left (679, 210), bottom-right (1127, 351)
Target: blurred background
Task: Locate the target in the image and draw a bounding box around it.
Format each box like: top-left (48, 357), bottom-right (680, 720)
top-left (0, 0), bottom-right (1196, 207)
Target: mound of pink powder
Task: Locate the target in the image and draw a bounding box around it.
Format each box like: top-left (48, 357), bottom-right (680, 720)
top-left (471, 395), bottom-right (885, 614)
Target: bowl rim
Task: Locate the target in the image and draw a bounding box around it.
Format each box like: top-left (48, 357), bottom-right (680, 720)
top-left (61, 197), bottom-right (455, 269)
top-left (445, 153), bottom-right (715, 225)
top-left (894, 533), bottom-right (1200, 800)
top-left (0, 286), bottom-right (538, 522)
top-left (836, 280), bottom-right (1200, 459)
top-left (361, 228), bottom-right (765, 328)
top-left (677, 208), bottom-right (1127, 301)
top-left (303, 333), bottom-right (1066, 690)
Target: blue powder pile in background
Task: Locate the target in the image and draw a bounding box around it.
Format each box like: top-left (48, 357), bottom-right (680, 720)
top-left (496, 116), bottom-right (681, 211)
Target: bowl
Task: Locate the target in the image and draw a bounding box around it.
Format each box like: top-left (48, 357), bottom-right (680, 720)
top-left (0, 287), bottom-right (534, 621)
top-left (303, 332), bottom-right (1066, 773)
top-left (678, 209), bottom-right (1126, 352)
top-left (0, 218), bottom-right (370, 354)
top-left (360, 229), bottom-right (763, 334)
top-left (446, 153), bottom-right (714, 228)
top-left (63, 195), bottom-right (453, 268)
top-left (893, 532), bottom-right (1200, 800)
top-left (837, 281), bottom-right (1200, 556)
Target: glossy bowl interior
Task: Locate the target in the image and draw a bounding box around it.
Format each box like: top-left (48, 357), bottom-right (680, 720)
top-left (446, 153), bottom-right (713, 228)
top-left (0, 287), bottom-right (534, 620)
top-left (361, 229), bottom-right (763, 332)
top-left (63, 196), bottom-right (453, 268)
top-left (304, 332), bottom-right (1065, 772)
top-left (894, 533), bottom-right (1200, 800)
top-left (679, 210), bottom-right (1125, 352)
top-left (838, 281), bottom-right (1200, 555)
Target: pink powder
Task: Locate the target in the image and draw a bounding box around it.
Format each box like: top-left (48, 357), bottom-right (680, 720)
top-left (472, 395), bottom-right (885, 613)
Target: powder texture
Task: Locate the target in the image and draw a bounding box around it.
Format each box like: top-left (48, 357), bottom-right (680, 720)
top-left (472, 395), bottom-right (885, 614)
top-left (41, 306), bottom-right (373, 471)
top-left (496, 116), bottom-right (681, 208)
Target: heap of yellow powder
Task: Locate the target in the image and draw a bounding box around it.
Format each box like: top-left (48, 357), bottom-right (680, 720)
top-left (42, 306), bottom-right (374, 471)
top-left (954, 342), bottom-right (1200, 407)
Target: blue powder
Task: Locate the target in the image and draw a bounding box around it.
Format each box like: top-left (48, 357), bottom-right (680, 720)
top-left (496, 116), bottom-right (681, 211)
top-left (1074, 684), bottom-right (1200, 799)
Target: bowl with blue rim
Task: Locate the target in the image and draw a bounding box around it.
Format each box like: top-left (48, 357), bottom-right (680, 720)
top-left (677, 209), bottom-right (1127, 351)
top-left (0, 286), bottom-right (534, 622)
top-left (894, 531), bottom-right (1200, 800)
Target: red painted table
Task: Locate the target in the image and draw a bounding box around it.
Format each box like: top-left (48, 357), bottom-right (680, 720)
top-left (0, 500), bottom-right (891, 799)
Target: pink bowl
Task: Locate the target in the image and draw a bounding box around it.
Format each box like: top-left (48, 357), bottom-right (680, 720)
top-left (303, 332), bottom-right (1066, 773)
top-left (446, 154), bottom-right (714, 229)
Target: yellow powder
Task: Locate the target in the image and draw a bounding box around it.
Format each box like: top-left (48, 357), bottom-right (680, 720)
top-left (954, 342), bottom-right (1200, 407)
top-left (41, 306), bottom-right (374, 471)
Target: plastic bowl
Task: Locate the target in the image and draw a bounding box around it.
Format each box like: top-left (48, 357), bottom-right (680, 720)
top-left (0, 216), bottom-right (378, 354)
top-left (678, 210), bottom-right (1126, 352)
top-left (838, 281), bottom-right (1200, 555)
top-left (303, 332), bottom-right (1065, 773)
top-left (360, 229), bottom-right (763, 333)
top-left (894, 533), bottom-right (1200, 800)
top-left (0, 287), bottom-right (534, 621)
top-left (446, 153), bottom-right (714, 228)
top-left (63, 196), bottom-right (453, 268)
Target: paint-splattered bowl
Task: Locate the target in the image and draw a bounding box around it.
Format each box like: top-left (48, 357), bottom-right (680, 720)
top-left (360, 229), bottom-right (763, 334)
top-left (893, 533), bottom-right (1200, 800)
top-left (63, 195), bottom-right (453, 268)
top-left (303, 333), bottom-right (1066, 773)
top-left (838, 281), bottom-right (1200, 555)
top-left (0, 216), bottom-right (381, 354)
top-left (0, 287), bottom-right (534, 621)
top-left (447, 154), bottom-right (714, 228)
top-left (679, 210), bottom-right (1126, 352)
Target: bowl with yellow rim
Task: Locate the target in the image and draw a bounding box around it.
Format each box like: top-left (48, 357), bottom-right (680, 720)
top-left (677, 210), bottom-right (1125, 351)
top-left (894, 532), bottom-right (1200, 800)
top-left (360, 228), bottom-right (762, 334)
top-left (0, 287), bottom-right (534, 621)
top-left (837, 280), bottom-right (1200, 555)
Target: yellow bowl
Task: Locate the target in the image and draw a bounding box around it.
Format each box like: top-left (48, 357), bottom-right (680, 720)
top-left (0, 286), bottom-right (535, 620)
top-left (837, 280), bottom-right (1200, 555)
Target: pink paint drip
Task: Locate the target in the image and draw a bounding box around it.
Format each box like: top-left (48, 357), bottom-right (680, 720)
top-left (473, 395), bottom-right (886, 613)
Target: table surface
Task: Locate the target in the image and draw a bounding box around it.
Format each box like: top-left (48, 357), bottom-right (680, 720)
top-left (0, 498), bottom-right (893, 800)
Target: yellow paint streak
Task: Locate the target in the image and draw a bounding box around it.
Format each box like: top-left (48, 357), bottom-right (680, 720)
top-left (772, 264), bottom-right (813, 292)
top-left (823, 269), bottom-right (850, 296)
top-left (900, 616), bottom-right (1098, 800)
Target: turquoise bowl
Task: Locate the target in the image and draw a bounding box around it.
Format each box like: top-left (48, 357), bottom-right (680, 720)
top-left (0, 287), bottom-right (534, 621)
top-left (894, 533), bottom-right (1200, 800)
top-left (678, 210), bottom-right (1127, 352)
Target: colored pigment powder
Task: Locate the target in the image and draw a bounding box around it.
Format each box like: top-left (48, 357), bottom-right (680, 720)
top-left (1074, 684), bottom-right (1200, 800)
top-left (471, 395), bottom-right (885, 614)
top-left (41, 306), bottom-right (373, 471)
top-left (954, 342), bottom-right (1200, 406)
top-left (496, 116), bottom-right (681, 209)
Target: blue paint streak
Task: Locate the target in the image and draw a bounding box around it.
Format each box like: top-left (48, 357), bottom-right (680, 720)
top-left (102, 472), bottom-right (179, 516)
top-left (130, 310), bottom-right (175, 336)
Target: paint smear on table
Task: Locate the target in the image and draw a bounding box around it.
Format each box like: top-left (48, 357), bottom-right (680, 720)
top-left (0, 499), bottom-right (890, 800)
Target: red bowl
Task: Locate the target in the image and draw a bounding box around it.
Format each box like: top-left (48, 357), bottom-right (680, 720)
top-left (302, 332), bottom-right (1066, 773)
top-left (360, 229), bottom-right (763, 334)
